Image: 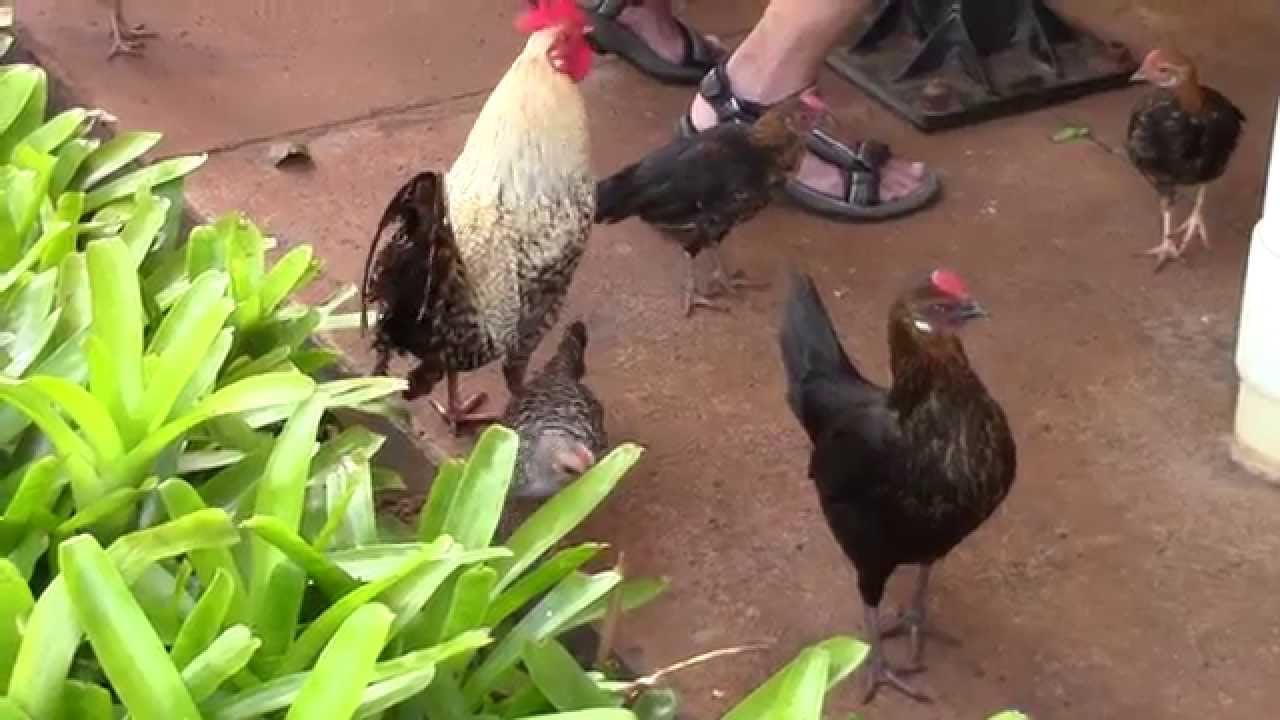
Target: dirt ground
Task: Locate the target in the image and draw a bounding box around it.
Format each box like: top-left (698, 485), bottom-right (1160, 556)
top-left (20, 1), bottom-right (1280, 718)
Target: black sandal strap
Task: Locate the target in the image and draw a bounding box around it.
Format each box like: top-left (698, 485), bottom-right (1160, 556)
top-left (581, 0), bottom-right (630, 20)
top-left (844, 166), bottom-right (881, 207)
top-left (696, 64), bottom-right (768, 125)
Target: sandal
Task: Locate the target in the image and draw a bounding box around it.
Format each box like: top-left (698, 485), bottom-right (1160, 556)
top-left (678, 64), bottom-right (942, 222)
top-left (579, 0), bottom-right (723, 86)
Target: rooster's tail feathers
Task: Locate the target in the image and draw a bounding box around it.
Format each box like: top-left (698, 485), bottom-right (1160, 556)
top-left (360, 172), bottom-right (445, 328)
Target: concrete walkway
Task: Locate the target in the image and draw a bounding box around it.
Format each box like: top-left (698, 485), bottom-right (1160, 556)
top-left (22, 1), bottom-right (1280, 717)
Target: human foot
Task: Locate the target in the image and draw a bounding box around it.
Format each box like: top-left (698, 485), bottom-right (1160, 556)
top-left (615, 2), bottom-right (724, 66)
top-left (580, 0), bottom-right (723, 85)
top-left (682, 64), bottom-right (940, 220)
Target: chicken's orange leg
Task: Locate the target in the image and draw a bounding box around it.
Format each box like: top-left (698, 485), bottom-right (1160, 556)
top-left (428, 371), bottom-right (498, 436)
top-left (107, 0), bottom-right (156, 59)
top-left (879, 563), bottom-right (960, 670)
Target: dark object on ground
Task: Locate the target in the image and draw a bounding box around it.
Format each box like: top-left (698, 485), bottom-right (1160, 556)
top-left (596, 91), bottom-right (826, 316)
top-left (267, 140), bottom-right (313, 169)
top-left (778, 270), bottom-right (1017, 703)
top-left (1126, 48), bottom-right (1245, 271)
top-left (678, 65), bottom-right (942, 222)
top-left (826, 0), bottom-right (1137, 131)
top-left (578, 0), bottom-right (722, 85)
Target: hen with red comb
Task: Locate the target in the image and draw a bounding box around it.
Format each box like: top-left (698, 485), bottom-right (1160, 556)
top-left (779, 270), bottom-right (1013, 703)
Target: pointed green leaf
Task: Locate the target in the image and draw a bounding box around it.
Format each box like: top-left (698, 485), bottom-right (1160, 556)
top-left (73, 131), bottom-right (161, 190)
top-left (180, 624), bottom-right (261, 703)
top-left (284, 603), bottom-right (394, 720)
top-left (85, 154), bottom-right (206, 211)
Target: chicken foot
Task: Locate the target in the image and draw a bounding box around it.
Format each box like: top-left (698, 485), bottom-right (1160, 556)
top-left (427, 371), bottom-right (498, 436)
top-left (862, 605), bottom-right (932, 704)
top-left (1173, 185), bottom-right (1210, 252)
top-left (1141, 195), bottom-right (1183, 272)
top-left (707, 245), bottom-right (769, 297)
top-left (681, 253), bottom-right (730, 317)
top-left (107, 0), bottom-right (156, 59)
top-left (879, 563), bottom-right (960, 671)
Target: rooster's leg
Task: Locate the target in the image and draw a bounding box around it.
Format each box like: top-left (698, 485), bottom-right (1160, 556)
top-left (862, 605), bottom-right (932, 704)
top-left (1174, 185), bottom-right (1210, 252)
top-left (880, 563), bottom-right (959, 670)
top-left (707, 245), bottom-right (769, 297)
top-left (107, 0), bottom-right (157, 59)
top-left (681, 252), bottom-right (729, 317)
top-left (1141, 195), bottom-right (1182, 272)
top-left (428, 371), bottom-right (496, 435)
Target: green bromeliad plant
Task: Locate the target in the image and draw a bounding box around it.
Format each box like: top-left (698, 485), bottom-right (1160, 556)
top-left (0, 46), bottom-right (1032, 720)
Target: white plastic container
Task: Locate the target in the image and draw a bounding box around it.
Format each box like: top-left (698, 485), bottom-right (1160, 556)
top-left (1232, 97), bottom-right (1280, 481)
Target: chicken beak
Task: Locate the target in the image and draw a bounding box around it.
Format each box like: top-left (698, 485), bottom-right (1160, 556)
top-left (1129, 67), bottom-right (1147, 83)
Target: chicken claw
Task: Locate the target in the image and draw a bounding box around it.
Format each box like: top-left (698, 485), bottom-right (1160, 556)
top-left (1174, 186), bottom-right (1210, 251)
top-left (863, 647), bottom-right (932, 704)
top-left (880, 564), bottom-right (959, 670)
top-left (682, 257), bottom-right (730, 317)
top-left (107, 10), bottom-right (156, 59)
top-left (429, 392), bottom-right (498, 435)
top-left (708, 247), bottom-right (769, 297)
top-left (1140, 236), bottom-right (1184, 273)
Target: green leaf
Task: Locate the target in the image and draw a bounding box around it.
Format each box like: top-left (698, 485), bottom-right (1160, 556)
top-left (85, 154), bottom-right (206, 211)
top-left (493, 443), bottom-right (644, 593)
top-left (260, 245), bottom-right (315, 315)
top-left (465, 571), bottom-right (622, 705)
top-left (439, 425), bottom-right (518, 551)
top-left (1050, 124), bottom-right (1092, 143)
top-left (180, 624), bottom-right (261, 703)
top-left (486, 543), bottom-right (604, 626)
top-left (53, 478), bottom-right (154, 537)
top-left (284, 603), bottom-right (394, 720)
top-left (170, 568), bottom-right (236, 669)
top-left (120, 188), bottom-right (170, 267)
top-left (60, 534), bottom-right (203, 720)
top-left (0, 65), bottom-right (44, 157)
top-left (6, 509), bottom-right (237, 719)
top-left (523, 638), bottom-right (619, 711)
top-left (247, 391), bottom-right (325, 639)
top-left (241, 515), bottom-right (358, 600)
top-left (73, 131), bottom-right (162, 190)
top-left (159, 479), bottom-right (249, 623)
top-left (0, 558), bottom-right (35, 689)
top-left (86, 236), bottom-right (146, 447)
top-left (274, 540), bottom-right (447, 676)
top-left (202, 629), bottom-right (490, 719)
top-left (52, 679), bottom-right (114, 720)
top-left (49, 137), bottom-right (98, 198)
top-left (250, 560), bottom-right (306, 678)
top-left (25, 375), bottom-right (124, 462)
top-left (721, 637), bottom-right (868, 720)
top-left (23, 108), bottom-right (88, 154)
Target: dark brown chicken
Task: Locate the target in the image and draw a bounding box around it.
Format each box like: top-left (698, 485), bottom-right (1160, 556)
top-left (502, 320), bottom-right (606, 500)
top-left (1127, 48), bottom-right (1245, 270)
top-left (778, 270), bottom-right (1016, 703)
top-left (594, 91), bottom-right (828, 316)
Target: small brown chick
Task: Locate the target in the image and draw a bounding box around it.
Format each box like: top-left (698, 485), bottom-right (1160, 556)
top-left (1126, 48), bottom-right (1245, 270)
top-left (102, 0), bottom-right (156, 59)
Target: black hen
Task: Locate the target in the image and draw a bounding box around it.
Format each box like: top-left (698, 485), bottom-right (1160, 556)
top-left (1127, 47), bottom-right (1245, 270)
top-left (595, 91), bottom-right (827, 316)
top-left (502, 320), bottom-right (606, 500)
top-left (778, 270), bottom-right (1016, 703)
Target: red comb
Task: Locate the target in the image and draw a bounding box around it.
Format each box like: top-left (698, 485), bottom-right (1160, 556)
top-left (930, 268), bottom-right (970, 298)
top-left (517, 0), bottom-right (586, 35)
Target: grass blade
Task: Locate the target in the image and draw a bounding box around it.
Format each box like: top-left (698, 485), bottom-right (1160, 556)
top-left (170, 568), bottom-right (236, 669)
top-left (493, 444), bottom-right (643, 593)
top-left (60, 534), bottom-right (202, 720)
top-left (284, 603), bottom-right (394, 720)
top-left (180, 625), bottom-right (261, 703)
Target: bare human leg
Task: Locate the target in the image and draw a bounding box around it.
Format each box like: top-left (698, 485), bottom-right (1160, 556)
top-left (683, 0), bottom-right (929, 203)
